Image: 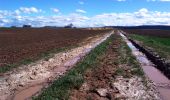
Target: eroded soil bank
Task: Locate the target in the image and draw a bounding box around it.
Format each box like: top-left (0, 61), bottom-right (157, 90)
top-left (0, 31), bottom-right (113, 100)
top-left (120, 32), bottom-right (170, 100)
top-left (70, 33), bottom-right (160, 100)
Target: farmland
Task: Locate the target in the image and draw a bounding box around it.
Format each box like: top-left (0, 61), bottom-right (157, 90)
top-left (34, 33), bottom-right (159, 100)
top-left (0, 28), bottom-right (166, 100)
top-left (1, 0), bottom-right (170, 99)
top-left (0, 28), bottom-right (111, 72)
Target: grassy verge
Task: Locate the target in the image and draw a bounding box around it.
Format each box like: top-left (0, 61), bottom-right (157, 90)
top-left (115, 36), bottom-right (144, 77)
top-left (33, 35), bottom-right (114, 100)
top-left (129, 34), bottom-right (170, 60)
top-left (0, 46), bottom-right (77, 73)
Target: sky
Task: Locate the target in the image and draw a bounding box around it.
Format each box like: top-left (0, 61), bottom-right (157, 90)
top-left (1, 0), bottom-right (170, 27)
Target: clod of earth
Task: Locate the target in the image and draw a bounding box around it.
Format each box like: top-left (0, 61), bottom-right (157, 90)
top-left (96, 88), bottom-right (108, 97)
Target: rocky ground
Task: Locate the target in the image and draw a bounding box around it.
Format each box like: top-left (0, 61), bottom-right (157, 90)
top-left (70, 33), bottom-right (161, 100)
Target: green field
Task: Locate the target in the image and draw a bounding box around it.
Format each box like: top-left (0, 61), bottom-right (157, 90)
top-left (129, 34), bottom-right (170, 61)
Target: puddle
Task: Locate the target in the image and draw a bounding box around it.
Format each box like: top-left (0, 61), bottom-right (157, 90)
top-left (120, 32), bottom-right (170, 100)
top-left (13, 85), bottom-right (43, 100)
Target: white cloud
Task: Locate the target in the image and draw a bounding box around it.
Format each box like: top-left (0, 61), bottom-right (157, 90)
top-left (51, 8), bottom-right (60, 13)
top-left (87, 8), bottom-right (170, 26)
top-left (0, 10), bottom-right (11, 17)
top-left (147, 0), bottom-right (170, 2)
top-left (79, 1), bottom-right (84, 5)
top-left (1, 8), bottom-right (170, 27)
top-left (117, 0), bottom-right (126, 1)
top-left (76, 9), bottom-right (86, 13)
top-left (17, 7), bottom-right (42, 14)
top-left (160, 0), bottom-right (170, 1)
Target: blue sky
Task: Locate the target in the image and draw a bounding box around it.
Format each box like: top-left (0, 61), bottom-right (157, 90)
top-left (0, 0), bottom-right (170, 27)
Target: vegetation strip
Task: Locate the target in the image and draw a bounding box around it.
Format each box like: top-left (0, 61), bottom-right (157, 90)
top-left (128, 38), bottom-right (170, 79)
top-left (118, 35), bottom-right (144, 77)
top-left (33, 34), bottom-right (114, 100)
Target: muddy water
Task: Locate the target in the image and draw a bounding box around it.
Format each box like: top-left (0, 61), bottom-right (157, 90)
top-left (13, 85), bottom-right (43, 100)
top-left (10, 32), bottom-right (113, 100)
top-left (120, 33), bottom-right (170, 100)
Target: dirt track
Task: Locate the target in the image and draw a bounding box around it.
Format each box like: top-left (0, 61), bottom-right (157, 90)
top-left (70, 33), bottom-right (160, 100)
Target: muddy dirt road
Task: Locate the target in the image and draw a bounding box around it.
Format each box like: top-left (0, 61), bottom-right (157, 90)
top-left (70, 33), bottom-right (160, 100)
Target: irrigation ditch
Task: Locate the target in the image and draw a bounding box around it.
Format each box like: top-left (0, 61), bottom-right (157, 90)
top-left (129, 38), bottom-right (170, 79)
top-left (120, 31), bottom-right (170, 100)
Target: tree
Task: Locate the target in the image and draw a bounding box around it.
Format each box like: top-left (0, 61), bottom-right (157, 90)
top-left (64, 23), bottom-right (73, 28)
top-left (23, 25), bottom-right (31, 28)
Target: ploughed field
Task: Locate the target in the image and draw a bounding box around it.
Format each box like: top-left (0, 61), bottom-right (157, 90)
top-left (123, 29), bottom-right (170, 37)
top-left (0, 28), bottom-right (111, 69)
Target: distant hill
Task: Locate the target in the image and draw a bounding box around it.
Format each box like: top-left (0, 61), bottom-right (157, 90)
top-left (105, 25), bottom-right (170, 30)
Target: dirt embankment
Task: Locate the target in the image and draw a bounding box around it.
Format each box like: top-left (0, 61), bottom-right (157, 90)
top-left (70, 33), bottom-right (160, 100)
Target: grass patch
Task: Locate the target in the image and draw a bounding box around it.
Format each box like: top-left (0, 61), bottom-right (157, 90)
top-left (129, 34), bottom-right (170, 59)
top-left (115, 67), bottom-right (126, 76)
top-left (33, 35), bottom-right (114, 100)
top-left (0, 46), bottom-right (76, 73)
top-left (118, 37), bottom-right (144, 77)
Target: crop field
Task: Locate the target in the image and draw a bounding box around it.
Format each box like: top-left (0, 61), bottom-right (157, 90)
top-left (123, 29), bottom-right (170, 37)
top-left (0, 28), bottom-right (111, 72)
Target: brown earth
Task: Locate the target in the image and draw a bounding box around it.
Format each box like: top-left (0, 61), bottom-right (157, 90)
top-left (122, 29), bottom-right (170, 38)
top-left (0, 28), bottom-right (111, 67)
